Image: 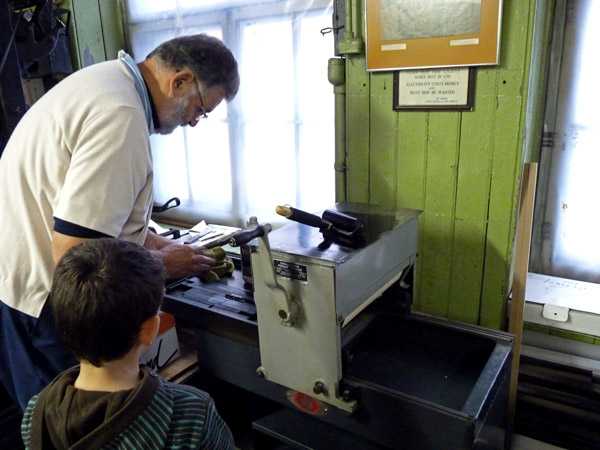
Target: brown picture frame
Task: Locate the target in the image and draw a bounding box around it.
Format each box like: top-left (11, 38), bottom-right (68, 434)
top-left (366, 0), bottom-right (502, 72)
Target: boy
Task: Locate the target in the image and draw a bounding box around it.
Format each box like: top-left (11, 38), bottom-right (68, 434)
top-left (21, 238), bottom-right (234, 449)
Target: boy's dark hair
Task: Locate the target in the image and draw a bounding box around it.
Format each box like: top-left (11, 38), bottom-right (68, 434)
top-left (147, 33), bottom-right (240, 101)
top-left (50, 238), bottom-right (166, 367)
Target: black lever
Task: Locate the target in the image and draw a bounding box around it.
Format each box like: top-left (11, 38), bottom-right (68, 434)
top-left (275, 205), bottom-right (364, 249)
top-left (228, 224), bottom-right (272, 247)
top-left (152, 197), bottom-right (180, 213)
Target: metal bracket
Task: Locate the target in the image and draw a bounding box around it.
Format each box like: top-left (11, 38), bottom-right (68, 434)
top-left (542, 303), bottom-right (569, 322)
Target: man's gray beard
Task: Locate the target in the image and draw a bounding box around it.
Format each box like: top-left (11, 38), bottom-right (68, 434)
top-left (156, 94), bottom-right (192, 135)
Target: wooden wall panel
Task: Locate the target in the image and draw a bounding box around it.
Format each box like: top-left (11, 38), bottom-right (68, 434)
top-left (344, 0), bottom-right (537, 329)
top-left (419, 113), bottom-right (460, 317)
top-left (448, 94), bottom-right (495, 324)
top-left (369, 73), bottom-right (397, 207)
top-left (99, 0), bottom-right (126, 61)
top-left (69, 0), bottom-right (105, 68)
top-left (395, 111), bottom-right (428, 309)
top-left (67, 0), bottom-right (125, 69)
top-left (480, 76), bottom-right (526, 329)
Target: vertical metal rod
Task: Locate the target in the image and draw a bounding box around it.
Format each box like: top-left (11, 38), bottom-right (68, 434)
top-left (345, 0), bottom-right (353, 36)
top-left (329, 57), bottom-right (346, 202)
top-left (351, 0), bottom-right (359, 39)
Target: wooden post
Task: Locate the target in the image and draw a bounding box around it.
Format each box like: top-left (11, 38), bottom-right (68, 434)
top-left (504, 162), bottom-right (538, 449)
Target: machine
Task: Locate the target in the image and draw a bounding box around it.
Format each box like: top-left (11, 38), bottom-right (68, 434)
top-left (162, 202), bottom-right (513, 449)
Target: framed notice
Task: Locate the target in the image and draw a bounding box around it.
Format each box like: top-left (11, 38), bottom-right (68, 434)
top-left (393, 68), bottom-right (475, 110)
top-left (366, 0), bottom-right (503, 71)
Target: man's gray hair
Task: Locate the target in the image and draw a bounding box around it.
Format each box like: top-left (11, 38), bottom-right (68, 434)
top-left (147, 34), bottom-right (240, 101)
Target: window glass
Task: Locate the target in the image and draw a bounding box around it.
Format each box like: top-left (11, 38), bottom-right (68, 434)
top-left (124, 0), bottom-right (335, 227)
top-left (532, 0), bottom-right (600, 283)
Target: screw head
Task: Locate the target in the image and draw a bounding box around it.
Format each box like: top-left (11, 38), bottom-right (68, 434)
top-left (313, 381), bottom-right (326, 395)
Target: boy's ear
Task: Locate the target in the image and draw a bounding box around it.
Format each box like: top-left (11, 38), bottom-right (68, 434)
top-left (139, 314), bottom-right (161, 347)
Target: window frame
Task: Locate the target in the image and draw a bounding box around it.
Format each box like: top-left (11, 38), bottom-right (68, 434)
top-left (123, 0), bottom-right (335, 227)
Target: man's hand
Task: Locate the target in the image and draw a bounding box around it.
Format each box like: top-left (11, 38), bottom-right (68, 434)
top-left (144, 231), bottom-right (215, 278)
top-left (151, 243), bottom-right (216, 278)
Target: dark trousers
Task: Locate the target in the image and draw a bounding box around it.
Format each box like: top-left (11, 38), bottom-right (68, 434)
top-left (0, 299), bottom-right (77, 412)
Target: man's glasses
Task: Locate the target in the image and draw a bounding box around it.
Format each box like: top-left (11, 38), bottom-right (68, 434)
top-left (195, 82), bottom-right (209, 119)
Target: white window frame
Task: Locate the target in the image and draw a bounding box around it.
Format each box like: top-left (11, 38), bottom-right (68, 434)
top-left (527, 0), bottom-right (600, 337)
top-left (124, 0), bottom-right (335, 228)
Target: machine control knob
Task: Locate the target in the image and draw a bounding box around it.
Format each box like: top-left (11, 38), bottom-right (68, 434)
top-left (342, 390), bottom-right (352, 402)
top-left (313, 381), bottom-right (327, 395)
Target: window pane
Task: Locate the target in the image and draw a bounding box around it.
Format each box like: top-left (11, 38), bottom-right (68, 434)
top-left (130, 30), bottom-right (178, 61)
top-left (186, 122), bottom-right (232, 208)
top-left (127, 0), bottom-right (176, 22)
top-left (573, 1), bottom-right (600, 126)
top-left (244, 123), bottom-right (296, 216)
top-left (536, 0), bottom-right (600, 283)
top-left (297, 13), bottom-right (335, 123)
top-left (124, 1), bottom-right (335, 226)
top-left (240, 18), bottom-right (295, 121)
top-left (151, 131), bottom-right (189, 204)
top-left (298, 123), bottom-right (334, 210)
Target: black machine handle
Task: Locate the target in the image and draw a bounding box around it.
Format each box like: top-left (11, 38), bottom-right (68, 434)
top-left (275, 205), bottom-right (362, 236)
top-left (152, 197), bottom-right (180, 213)
top-left (275, 205), bottom-right (365, 249)
top-left (275, 205), bottom-right (330, 230)
top-left (228, 224), bottom-right (273, 247)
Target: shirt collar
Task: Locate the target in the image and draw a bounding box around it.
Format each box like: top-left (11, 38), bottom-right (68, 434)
top-left (142, 78), bottom-right (161, 131)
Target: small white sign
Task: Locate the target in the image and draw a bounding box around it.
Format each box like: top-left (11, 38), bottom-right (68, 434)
top-left (395, 68), bottom-right (472, 109)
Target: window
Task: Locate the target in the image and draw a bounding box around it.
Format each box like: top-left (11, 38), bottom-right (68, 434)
top-left (531, 0), bottom-right (600, 284)
top-left (124, 0), bottom-right (335, 227)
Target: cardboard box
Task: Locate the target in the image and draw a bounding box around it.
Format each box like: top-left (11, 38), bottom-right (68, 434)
top-left (141, 312), bottom-right (180, 371)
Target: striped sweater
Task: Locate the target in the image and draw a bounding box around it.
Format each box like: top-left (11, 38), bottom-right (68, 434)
top-left (21, 365), bottom-right (234, 449)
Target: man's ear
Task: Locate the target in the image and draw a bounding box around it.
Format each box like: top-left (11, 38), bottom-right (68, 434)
top-left (139, 314), bottom-right (161, 347)
top-left (169, 68), bottom-right (195, 96)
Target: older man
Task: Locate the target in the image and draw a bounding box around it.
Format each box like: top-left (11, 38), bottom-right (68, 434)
top-left (0, 34), bottom-right (239, 411)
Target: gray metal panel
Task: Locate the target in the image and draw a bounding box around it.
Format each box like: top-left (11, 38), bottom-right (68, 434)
top-left (250, 202), bottom-right (421, 413)
top-left (266, 202), bottom-right (421, 320)
top-left (335, 215), bottom-right (419, 320)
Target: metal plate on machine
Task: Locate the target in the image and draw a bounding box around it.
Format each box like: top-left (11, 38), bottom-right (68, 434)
top-left (273, 260), bottom-right (308, 283)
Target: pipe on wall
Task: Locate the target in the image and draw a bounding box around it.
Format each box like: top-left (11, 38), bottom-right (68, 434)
top-left (328, 57), bottom-right (346, 202)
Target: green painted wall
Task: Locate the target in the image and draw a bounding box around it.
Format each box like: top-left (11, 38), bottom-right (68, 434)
top-left (343, 0), bottom-right (541, 330)
top-left (62, 0), bottom-right (125, 69)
